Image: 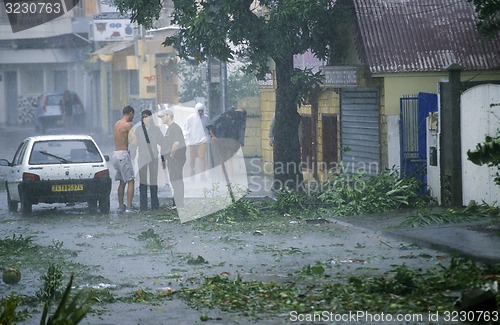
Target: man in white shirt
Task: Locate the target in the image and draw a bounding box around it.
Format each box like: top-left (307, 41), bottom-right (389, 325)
top-left (184, 103), bottom-right (216, 177)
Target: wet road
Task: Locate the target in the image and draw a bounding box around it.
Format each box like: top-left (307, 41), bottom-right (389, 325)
top-left (0, 124), bottom-right (455, 324)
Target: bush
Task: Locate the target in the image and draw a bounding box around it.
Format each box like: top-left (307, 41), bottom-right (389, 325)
top-left (317, 169), bottom-right (431, 216)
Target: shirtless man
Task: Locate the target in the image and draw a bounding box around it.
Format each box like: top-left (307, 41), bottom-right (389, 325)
top-left (112, 105), bottom-right (136, 212)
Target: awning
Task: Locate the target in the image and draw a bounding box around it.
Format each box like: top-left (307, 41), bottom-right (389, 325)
top-left (90, 41), bottom-right (133, 62)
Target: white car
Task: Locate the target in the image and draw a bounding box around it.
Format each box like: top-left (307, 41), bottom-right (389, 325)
top-left (0, 135), bottom-right (111, 216)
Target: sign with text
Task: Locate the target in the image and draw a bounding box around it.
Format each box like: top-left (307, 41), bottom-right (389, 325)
top-left (321, 66), bottom-right (358, 87)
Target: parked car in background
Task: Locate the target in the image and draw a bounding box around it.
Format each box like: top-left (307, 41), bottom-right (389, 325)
top-left (0, 135), bottom-right (111, 216)
top-left (35, 91), bottom-right (84, 133)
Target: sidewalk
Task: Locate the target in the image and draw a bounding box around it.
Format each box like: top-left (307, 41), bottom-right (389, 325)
top-left (328, 210), bottom-right (500, 264)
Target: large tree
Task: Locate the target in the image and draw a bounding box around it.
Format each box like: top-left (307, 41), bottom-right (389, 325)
top-left (468, 0), bottom-right (500, 37)
top-left (116, 0), bottom-right (339, 189)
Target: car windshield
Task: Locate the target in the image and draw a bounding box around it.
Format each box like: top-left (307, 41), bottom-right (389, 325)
top-left (29, 140), bottom-right (102, 165)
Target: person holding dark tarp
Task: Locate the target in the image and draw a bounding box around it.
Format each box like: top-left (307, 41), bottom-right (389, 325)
top-left (131, 109), bottom-right (164, 211)
top-left (211, 107), bottom-right (247, 176)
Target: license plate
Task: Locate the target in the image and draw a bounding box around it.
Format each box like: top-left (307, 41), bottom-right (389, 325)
top-left (52, 184), bottom-right (84, 192)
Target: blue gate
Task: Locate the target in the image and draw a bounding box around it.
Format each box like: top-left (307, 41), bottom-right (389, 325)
top-left (400, 92), bottom-right (438, 187)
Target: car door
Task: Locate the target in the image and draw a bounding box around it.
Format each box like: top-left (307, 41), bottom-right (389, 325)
top-left (7, 140), bottom-right (29, 201)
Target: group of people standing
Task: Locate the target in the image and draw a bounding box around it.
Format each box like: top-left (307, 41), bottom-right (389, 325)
top-left (111, 103), bottom-right (216, 213)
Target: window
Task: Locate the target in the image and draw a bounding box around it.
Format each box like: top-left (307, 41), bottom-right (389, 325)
top-left (12, 141), bottom-right (28, 166)
top-left (29, 140), bottom-right (101, 165)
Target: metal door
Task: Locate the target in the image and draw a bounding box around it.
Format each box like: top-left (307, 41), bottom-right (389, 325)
top-left (400, 92), bottom-right (437, 184)
top-left (341, 88), bottom-right (379, 175)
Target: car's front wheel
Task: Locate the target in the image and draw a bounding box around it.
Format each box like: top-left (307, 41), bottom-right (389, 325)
top-left (21, 194), bottom-right (32, 216)
top-left (6, 185), bottom-right (18, 212)
top-left (99, 195), bottom-right (110, 214)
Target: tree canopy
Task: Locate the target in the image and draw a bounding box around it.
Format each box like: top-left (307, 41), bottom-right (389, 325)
top-left (468, 0), bottom-right (500, 38)
top-left (116, 0), bottom-right (342, 189)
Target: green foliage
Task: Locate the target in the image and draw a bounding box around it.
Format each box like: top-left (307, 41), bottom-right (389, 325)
top-left (299, 262), bottom-right (325, 276)
top-left (176, 61), bottom-right (207, 103)
top-left (177, 257), bottom-right (500, 316)
top-left (350, 264), bottom-right (419, 295)
top-left (400, 201), bottom-right (499, 228)
top-left (39, 274), bottom-right (91, 325)
top-left (137, 229), bottom-right (166, 251)
top-left (468, 0), bottom-right (500, 38)
top-left (0, 293), bottom-right (22, 325)
top-left (1, 273), bottom-right (91, 325)
top-left (115, 0), bottom-right (162, 30)
top-left (176, 61), bottom-right (259, 108)
top-left (0, 234), bottom-right (33, 251)
top-left (137, 228), bottom-right (161, 241)
top-left (317, 169), bottom-right (430, 216)
top-left (272, 188), bottom-right (307, 214)
top-left (227, 69), bottom-right (259, 108)
top-left (199, 182), bottom-right (260, 224)
top-left (467, 132), bottom-right (500, 185)
top-left (212, 198), bottom-right (260, 224)
top-left (291, 69), bottom-right (324, 106)
top-left (37, 264), bottom-right (64, 302)
top-left (399, 209), bottom-right (478, 228)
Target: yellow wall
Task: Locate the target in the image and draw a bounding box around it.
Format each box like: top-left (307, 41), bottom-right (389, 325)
top-left (317, 90), bottom-right (340, 175)
top-left (238, 96), bottom-right (261, 158)
top-left (260, 88), bottom-right (276, 174)
top-left (259, 86), bottom-right (341, 178)
top-left (100, 39), bottom-right (178, 134)
top-left (256, 67), bottom-right (500, 176)
top-left (83, 1), bottom-right (98, 15)
top-left (380, 70), bottom-right (500, 116)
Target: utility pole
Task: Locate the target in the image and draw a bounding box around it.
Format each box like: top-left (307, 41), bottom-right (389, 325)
top-left (208, 57), bottom-right (227, 118)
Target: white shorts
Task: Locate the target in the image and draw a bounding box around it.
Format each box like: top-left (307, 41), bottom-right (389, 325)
top-left (112, 150), bottom-right (134, 182)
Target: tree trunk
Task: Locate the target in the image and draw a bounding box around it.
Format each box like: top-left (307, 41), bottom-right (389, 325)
top-left (273, 55), bottom-right (303, 190)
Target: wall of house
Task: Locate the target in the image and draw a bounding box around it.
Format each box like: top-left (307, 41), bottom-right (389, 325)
top-left (259, 87), bottom-right (276, 175)
top-left (259, 86), bottom-right (341, 179)
top-left (298, 90), bottom-right (341, 181)
top-left (377, 70), bottom-right (500, 170)
top-left (318, 90), bottom-right (341, 179)
top-left (0, 61), bottom-right (90, 126)
top-left (237, 96), bottom-right (261, 159)
top-left (95, 39), bottom-right (178, 134)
